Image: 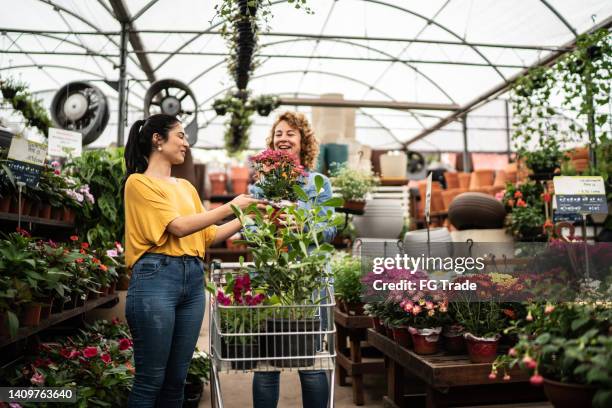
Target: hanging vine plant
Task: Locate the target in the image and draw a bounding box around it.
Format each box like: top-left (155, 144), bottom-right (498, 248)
top-left (0, 76), bottom-right (52, 136)
top-left (213, 92), bottom-right (255, 154)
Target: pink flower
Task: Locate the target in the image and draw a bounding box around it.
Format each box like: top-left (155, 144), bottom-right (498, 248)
top-left (544, 305), bottom-right (555, 315)
top-left (54, 169), bottom-right (61, 175)
top-left (217, 291), bottom-right (231, 306)
top-left (100, 353), bottom-right (112, 365)
top-left (107, 249), bottom-right (118, 258)
top-left (530, 374), bottom-right (544, 386)
top-left (412, 305), bottom-right (422, 315)
top-left (115, 242), bottom-right (124, 253)
top-left (82, 346), bottom-right (98, 358)
top-left (51, 160), bottom-right (61, 168)
top-left (522, 356), bottom-right (537, 370)
top-left (112, 317), bottom-right (121, 325)
top-left (503, 374), bottom-right (511, 381)
top-left (118, 338), bottom-right (133, 351)
top-left (508, 348), bottom-right (517, 357)
top-left (488, 371), bottom-right (497, 380)
top-left (425, 301), bottom-right (434, 310)
top-left (526, 311), bottom-right (533, 321)
top-left (30, 371), bottom-right (45, 386)
top-left (60, 348), bottom-right (79, 359)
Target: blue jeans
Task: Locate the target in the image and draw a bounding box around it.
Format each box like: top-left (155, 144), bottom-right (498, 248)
top-left (125, 254), bottom-right (205, 408)
top-left (253, 371), bottom-right (329, 408)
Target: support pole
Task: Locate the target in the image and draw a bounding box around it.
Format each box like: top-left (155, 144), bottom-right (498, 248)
top-left (462, 115), bottom-right (470, 172)
top-left (504, 99), bottom-right (512, 160)
top-left (117, 22), bottom-right (128, 147)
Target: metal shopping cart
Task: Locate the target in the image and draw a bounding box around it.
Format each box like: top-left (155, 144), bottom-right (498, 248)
top-left (208, 261), bottom-right (336, 408)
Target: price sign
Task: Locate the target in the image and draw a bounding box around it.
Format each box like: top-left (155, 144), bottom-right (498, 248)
top-left (48, 127), bottom-right (82, 158)
top-left (6, 136), bottom-right (46, 187)
top-left (553, 176), bottom-right (607, 215)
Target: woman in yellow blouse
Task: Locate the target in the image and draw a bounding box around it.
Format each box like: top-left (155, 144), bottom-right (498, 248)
top-left (123, 114), bottom-right (261, 408)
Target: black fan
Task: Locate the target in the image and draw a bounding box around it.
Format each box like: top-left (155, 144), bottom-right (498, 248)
top-left (50, 82), bottom-right (109, 145)
top-left (405, 150), bottom-right (426, 177)
top-left (144, 79), bottom-right (198, 146)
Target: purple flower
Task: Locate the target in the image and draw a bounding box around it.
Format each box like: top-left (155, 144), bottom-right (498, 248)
top-left (106, 249), bottom-right (118, 258)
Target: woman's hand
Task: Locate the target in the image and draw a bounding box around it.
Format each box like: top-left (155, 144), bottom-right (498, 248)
top-left (229, 194), bottom-right (266, 210)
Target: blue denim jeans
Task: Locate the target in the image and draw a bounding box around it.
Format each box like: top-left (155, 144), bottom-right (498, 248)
top-left (253, 371), bottom-right (329, 408)
top-left (125, 253), bottom-right (205, 408)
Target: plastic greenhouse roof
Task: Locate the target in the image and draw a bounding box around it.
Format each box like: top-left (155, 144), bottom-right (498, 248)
top-left (0, 0), bottom-right (611, 152)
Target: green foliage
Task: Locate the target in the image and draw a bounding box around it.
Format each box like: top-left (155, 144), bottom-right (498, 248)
top-left (0, 76), bottom-right (51, 136)
top-left (451, 301), bottom-right (505, 338)
top-left (330, 164), bottom-right (379, 202)
top-left (65, 148), bottom-right (126, 248)
top-left (506, 205), bottom-right (546, 241)
top-left (188, 348), bottom-right (212, 384)
top-left (331, 252), bottom-right (363, 304)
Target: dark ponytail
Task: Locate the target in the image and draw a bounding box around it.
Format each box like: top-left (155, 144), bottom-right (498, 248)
top-left (122, 113), bottom-right (180, 194)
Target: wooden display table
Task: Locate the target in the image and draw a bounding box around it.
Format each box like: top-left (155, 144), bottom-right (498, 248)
top-left (367, 329), bottom-right (546, 408)
top-left (335, 310), bottom-right (385, 405)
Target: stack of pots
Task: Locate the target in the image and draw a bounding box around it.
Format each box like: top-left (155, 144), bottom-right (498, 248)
top-left (352, 199), bottom-right (404, 239)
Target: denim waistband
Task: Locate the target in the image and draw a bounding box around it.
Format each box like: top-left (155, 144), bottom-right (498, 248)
top-left (140, 253), bottom-right (202, 263)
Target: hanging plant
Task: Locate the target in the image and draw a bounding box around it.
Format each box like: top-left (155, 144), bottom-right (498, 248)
top-left (0, 76), bottom-right (51, 136)
top-left (252, 94), bottom-right (280, 116)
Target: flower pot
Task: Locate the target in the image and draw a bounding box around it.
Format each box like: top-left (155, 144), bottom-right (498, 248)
top-left (221, 339), bottom-right (259, 370)
top-left (392, 326), bottom-right (412, 348)
top-left (0, 196), bottom-right (11, 213)
top-left (40, 298), bottom-right (54, 320)
top-left (62, 207), bottom-right (76, 223)
top-left (343, 200), bottom-right (366, 212)
top-left (182, 392), bottom-right (202, 408)
top-left (372, 317), bottom-right (385, 334)
top-left (257, 106), bottom-right (272, 117)
top-left (542, 378), bottom-right (596, 408)
top-left (209, 172), bottom-right (227, 195)
top-left (39, 203), bottom-right (52, 219)
top-left (344, 302), bottom-right (365, 316)
top-left (266, 318), bottom-right (317, 368)
top-left (100, 286), bottom-right (110, 296)
top-left (29, 201), bottom-right (40, 217)
top-left (10, 197), bottom-right (30, 215)
top-left (184, 375), bottom-right (203, 407)
top-left (409, 327), bottom-right (441, 355)
top-left (89, 289), bottom-right (100, 300)
top-left (214, 106), bottom-right (227, 116)
top-left (231, 166), bottom-right (250, 194)
top-left (20, 304), bottom-right (42, 327)
top-left (385, 325), bottom-right (395, 340)
top-left (465, 333), bottom-right (500, 363)
top-left (51, 206), bottom-right (63, 220)
top-left (442, 324), bottom-right (466, 354)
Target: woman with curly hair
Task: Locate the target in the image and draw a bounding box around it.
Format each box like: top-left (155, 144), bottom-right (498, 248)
top-left (249, 111), bottom-right (335, 408)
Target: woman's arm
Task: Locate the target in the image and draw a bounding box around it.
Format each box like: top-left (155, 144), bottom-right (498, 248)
top-left (167, 194), bottom-right (260, 238)
top-left (211, 218), bottom-right (243, 245)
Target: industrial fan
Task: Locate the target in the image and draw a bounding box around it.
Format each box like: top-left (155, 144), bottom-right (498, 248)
top-left (144, 79), bottom-right (198, 146)
top-left (405, 150), bottom-right (427, 180)
top-left (50, 82), bottom-right (110, 145)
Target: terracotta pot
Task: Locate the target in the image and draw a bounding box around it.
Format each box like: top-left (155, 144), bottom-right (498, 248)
top-left (209, 172), bottom-right (227, 195)
top-left (465, 333), bottom-right (500, 363)
top-left (100, 286), bottom-right (110, 296)
top-left (409, 327), bottom-right (441, 355)
top-left (20, 304), bottom-right (42, 327)
top-left (0, 196), bottom-right (11, 213)
top-left (40, 298), bottom-right (54, 320)
top-left (10, 197), bottom-right (30, 215)
top-left (29, 201), bottom-right (40, 217)
top-left (343, 200), bottom-right (366, 212)
top-left (542, 378), bottom-right (596, 408)
top-left (372, 317), bottom-right (385, 334)
top-left (62, 207), bottom-right (76, 223)
top-left (51, 206), bottom-right (63, 220)
top-left (39, 204), bottom-right (52, 219)
top-left (231, 167), bottom-right (250, 194)
top-left (392, 326), bottom-right (412, 348)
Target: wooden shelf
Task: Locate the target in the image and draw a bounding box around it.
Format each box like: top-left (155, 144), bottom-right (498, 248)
top-left (0, 294), bottom-right (118, 349)
top-left (0, 211), bottom-right (74, 228)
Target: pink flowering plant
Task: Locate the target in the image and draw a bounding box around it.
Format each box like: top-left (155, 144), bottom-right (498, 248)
top-left (208, 273), bottom-right (270, 345)
top-left (491, 302), bottom-right (612, 408)
top-left (250, 149), bottom-right (307, 202)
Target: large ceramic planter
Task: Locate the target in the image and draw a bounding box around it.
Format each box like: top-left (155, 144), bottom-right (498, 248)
top-left (408, 327), bottom-right (441, 355)
top-left (542, 378), bottom-right (596, 408)
top-left (0, 312), bottom-right (12, 337)
top-left (20, 304), bottom-right (42, 327)
top-left (465, 333), bottom-right (500, 363)
top-left (391, 326), bottom-right (411, 348)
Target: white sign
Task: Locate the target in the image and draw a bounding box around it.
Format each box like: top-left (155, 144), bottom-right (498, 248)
top-left (553, 176), bottom-right (606, 195)
top-left (425, 172), bottom-right (433, 223)
top-left (7, 135), bottom-right (47, 166)
top-left (48, 127), bottom-right (82, 158)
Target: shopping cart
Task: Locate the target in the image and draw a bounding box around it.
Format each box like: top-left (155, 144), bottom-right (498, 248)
top-left (208, 261), bottom-right (336, 408)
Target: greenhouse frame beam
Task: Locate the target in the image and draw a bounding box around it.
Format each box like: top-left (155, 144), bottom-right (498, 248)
top-left (402, 15), bottom-right (612, 147)
top-left (108, 0), bottom-right (156, 83)
top-left (0, 28), bottom-right (573, 52)
top-left (539, 0), bottom-right (578, 36)
top-left (278, 97), bottom-right (459, 111)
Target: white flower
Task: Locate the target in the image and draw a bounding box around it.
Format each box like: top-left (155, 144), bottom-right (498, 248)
top-left (75, 192), bottom-right (84, 203)
top-left (106, 249), bottom-right (118, 258)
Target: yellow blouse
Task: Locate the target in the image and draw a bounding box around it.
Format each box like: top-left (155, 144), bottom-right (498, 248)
top-left (124, 174), bottom-right (217, 268)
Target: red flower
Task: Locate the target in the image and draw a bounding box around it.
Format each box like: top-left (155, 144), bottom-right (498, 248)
top-left (100, 353), bottom-right (112, 365)
top-left (75, 258), bottom-right (84, 264)
top-left (99, 264), bottom-right (108, 272)
top-left (82, 347), bottom-right (98, 358)
top-left (118, 338), bottom-right (133, 351)
top-left (91, 257), bottom-right (100, 264)
top-left (543, 219), bottom-right (554, 231)
top-left (216, 291), bottom-right (231, 306)
top-left (70, 235), bottom-right (79, 241)
top-left (79, 249), bottom-right (86, 255)
top-left (54, 169), bottom-right (61, 175)
top-left (81, 242), bottom-right (90, 249)
top-left (30, 371), bottom-right (45, 386)
top-left (502, 308), bottom-right (516, 319)
top-left (513, 191), bottom-right (523, 199)
top-left (542, 192), bottom-right (551, 203)
top-left (60, 348), bottom-right (80, 359)
top-left (16, 227), bottom-right (31, 237)
top-left (516, 198), bottom-right (527, 207)
top-left (112, 317), bottom-right (121, 325)
top-left (530, 374), bottom-right (544, 386)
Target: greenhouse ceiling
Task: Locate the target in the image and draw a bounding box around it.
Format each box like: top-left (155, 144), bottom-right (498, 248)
top-left (0, 0), bottom-right (611, 152)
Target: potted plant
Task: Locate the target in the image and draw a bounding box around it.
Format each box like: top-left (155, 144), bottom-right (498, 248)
top-left (234, 175), bottom-right (343, 367)
top-left (0, 161), bottom-right (16, 213)
top-left (0, 274), bottom-right (19, 338)
top-left (184, 348), bottom-right (212, 407)
top-left (0, 76), bottom-right (27, 99)
top-left (249, 149), bottom-right (307, 203)
top-left (506, 205), bottom-right (547, 242)
top-left (251, 94), bottom-right (280, 117)
top-left (493, 302), bottom-right (611, 408)
top-left (364, 302), bottom-right (385, 333)
top-left (332, 253), bottom-right (364, 315)
top-left (401, 298), bottom-right (448, 355)
top-left (330, 164), bottom-right (379, 212)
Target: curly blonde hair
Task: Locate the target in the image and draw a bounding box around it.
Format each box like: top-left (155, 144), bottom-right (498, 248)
top-left (266, 111), bottom-right (319, 170)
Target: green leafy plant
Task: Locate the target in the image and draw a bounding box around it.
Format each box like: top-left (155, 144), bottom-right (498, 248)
top-left (506, 205), bottom-right (546, 241)
top-left (451, 301), bottom-right (505, 338)
top-left (330, 164), bottom-right (379, 202)
top-left (188, 348), bottom-right (212, 385)
top-left (332, 253), bottom-right (363, 304)
top-left (0, 76), bottom-right (51, 136)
